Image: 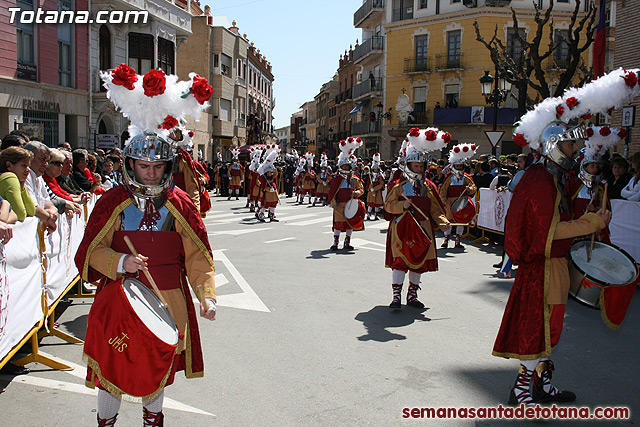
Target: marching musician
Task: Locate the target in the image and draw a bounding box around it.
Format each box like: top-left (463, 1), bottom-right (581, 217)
top-left (439, 144), bottom-right (477, 249)
top-left (247, 147), bottom-right (263, 213)
top-left (228, 148), bottom-right (244, 200)
top-left (256, 149), bottom-right (280, 222)
top-left (314, 153), bottom-right (330, 206)
top-left (75, 66), bottom-right (216, 426)
top-left (300, 152), bottom-right (317, 204)
top-left (328, 137), bottom-right (365, 251)
top-left (384, 128), bottom-right (451, 309)
top-left (491, 68), bottom-right (640, 406)
top-left (366, 153), bottom-right (385, 220)
top-left (566, 125), bottom-right (622, 243)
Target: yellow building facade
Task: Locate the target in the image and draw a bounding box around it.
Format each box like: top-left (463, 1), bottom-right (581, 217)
top-left (383, 6), bottom-right (590, 158)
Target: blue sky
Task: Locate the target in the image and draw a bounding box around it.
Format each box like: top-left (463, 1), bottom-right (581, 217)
top-left (201, 0), bottom-right (361, 130)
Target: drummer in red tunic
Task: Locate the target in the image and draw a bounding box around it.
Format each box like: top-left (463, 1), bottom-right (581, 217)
top-left (314, 153), bottom-right (330, 206)
top-left (256, 147), bottom-right (281, 222)
top-left (366, 153), bottom-right (385, 220)
top-left (228, 147), bottom-right (244, 200)
top-left (384, 127), bottom-right (451, 309)
top-left (491, 70), bottom-right (640, 406)
top-left (247, 146), bottom-right (263, 213)
top-left (439, 143), bottom-right (477, 249)
top-left (299, 152), bottom-right (317, 205)
top-left (328, 137), bottom-right (365, 251)
top-left (566, 125), bottom-right (622, 243)
top-left (75, 66), bottom-right (217, 427)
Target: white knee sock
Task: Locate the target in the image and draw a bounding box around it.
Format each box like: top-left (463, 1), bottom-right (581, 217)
top-left (269, 207), bottom-right (276, 215)
top-left (143, 390), bottom-right (164, 413)
top-left (408, 271), bottom-right (421, 284)
top-left (392, 269), bottom-right (406, 284)
top-left (521, 359), bottom-right (540, 371)
top-left (346, 229), bottom-right (353, 237)
top-left (98, 389), bottom-right (122, 420)
top-left (444, 228), bottom-right (451, 237)
top-left (455, 225), bottom-right (464, 235)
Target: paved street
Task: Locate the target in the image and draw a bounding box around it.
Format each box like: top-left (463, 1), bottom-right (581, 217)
top-left (1, 195), bottom-right (639, 426)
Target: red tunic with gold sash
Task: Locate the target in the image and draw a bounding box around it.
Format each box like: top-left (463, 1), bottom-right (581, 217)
top-left (384, 178), bottom-right (448, 273)
top-left (328, 174), bottom-right (364, 232)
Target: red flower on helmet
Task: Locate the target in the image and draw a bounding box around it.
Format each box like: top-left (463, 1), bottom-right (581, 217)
top-left (111, 63), bottom-right (138, 90)
top-left (409, 128), bottom-right (420, 137)
top-left (161, 115), bottom-right (178, 130)
top-left (462, 146), bottom-right (469, 152)
top-left (190, 75), bottom-right (213, 104)
top-left (565, 97), bottom-right (578, 108)
top-left (340, 140), bottom-right (346, 146)
top-left (556, 105), bottom-right (565, 117)
top-left (188, 131), bottom-right (194, 137)
top-left (470, 144), bottom-right (477, 151)
top-left (442, 132), bottom-right (452, 143)
top-left (586, 128), bottom-right (595, 137)
top-left (425, 130), bottom-right (437, 141)
top-left (143, 69), bottom-right (166, 97)
top-left (347, 137), bottom-right (354, 143)
top-left (582, 113), bottom-right (592, 120)
top-left (356, 137), bottom-right (362, 143)
top-left (599, 127), bottom-right (611, 136)
top-left (618, 128), bottom-right (628, 139)
top-left (623, 71), bottom-right (638, 88)
top-left (513, 133), bottom-right (528, 147)
top-left (453, 147), bottom-right (461, 153)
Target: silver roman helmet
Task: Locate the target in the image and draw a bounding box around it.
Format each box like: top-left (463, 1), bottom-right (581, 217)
top-left (539, 121), bottom-right (587, 172)
top-left (122, 133), bottom-right (176, 210)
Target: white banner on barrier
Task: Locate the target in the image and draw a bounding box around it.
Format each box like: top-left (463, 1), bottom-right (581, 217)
top-left (476, 188), bottom-right (513, 233)
top-left (610, 199), bottom-right (640, 263)
top-left (0, 218), bottom-right (44, 361)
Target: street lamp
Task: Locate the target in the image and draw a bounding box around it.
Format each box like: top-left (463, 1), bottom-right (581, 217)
top-left (480, 69), bottom-right (512, 156)
top-left (376, 102), bottom-right (384, 154)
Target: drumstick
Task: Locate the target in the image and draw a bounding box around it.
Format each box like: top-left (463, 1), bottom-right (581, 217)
top-left (588, 183), bottom-right (609, 263)
top-left (123, 236), bottom-right (169, 308)
top-left (399, 194), bottom-right (430, 222)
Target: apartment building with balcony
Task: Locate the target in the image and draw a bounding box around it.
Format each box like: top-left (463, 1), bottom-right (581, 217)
top-left (0, 0), bottom-right (90, 146)
top-left (90, 0), bottom-right (193, 151)
top-left (383, 0), bottom-right (590, 157)
top-left (351, 0), bottom-right (387, 157)
top-left (314, 78), bottom-right (339, 158)
top-left (246, 41), bottom-right (274, 143)
top-left (335, 47), bottom-right (357, 154)
top-left (177, 10), bottom-right (247, 162)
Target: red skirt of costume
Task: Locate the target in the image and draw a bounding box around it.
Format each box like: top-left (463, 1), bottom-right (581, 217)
top-left (84, 230), bottom-right (203, 400)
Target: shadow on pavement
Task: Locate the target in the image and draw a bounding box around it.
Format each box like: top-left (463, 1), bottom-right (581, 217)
top-left (355, 305), bottom-right (432, 342)
top-left (60, 314), bottom-right (88, 341)
top-left (307, 249), bottom-right (358, 259)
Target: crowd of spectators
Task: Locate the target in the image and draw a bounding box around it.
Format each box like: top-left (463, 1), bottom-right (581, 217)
top-left (0, 130), bottom-right (125, 246)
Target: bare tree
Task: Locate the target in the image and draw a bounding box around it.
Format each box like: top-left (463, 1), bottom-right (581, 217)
top-left (474, 0), bottom-right (597, 116)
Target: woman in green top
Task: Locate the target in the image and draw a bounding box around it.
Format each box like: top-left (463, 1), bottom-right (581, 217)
top-left (0, 147), bottom-right (35, 221)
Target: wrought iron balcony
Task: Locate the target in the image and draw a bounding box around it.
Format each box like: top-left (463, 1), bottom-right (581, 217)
top-left (352, 120), bottom-right (381, 136)
top-left (353, 36), bottom-right (384, 63)
top-left (352, 77), bottom-right (383, 100)
top-left (435, 53), bottom-right (463, 70)
top-left (404, 57), bottom-right (431, 73)
top-left (354, 0), bottom-right (385, 28)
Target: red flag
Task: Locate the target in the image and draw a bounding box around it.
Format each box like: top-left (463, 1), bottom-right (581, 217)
top-left (593, 0), bottom-right (607, 77)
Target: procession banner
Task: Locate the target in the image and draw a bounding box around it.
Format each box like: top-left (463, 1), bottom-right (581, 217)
top-left (610, 199), bottom-right (640, 263)
top-left (476, 188), bottom-right (513, 233)
top-left (0, 218), bottom-right (44, 364)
